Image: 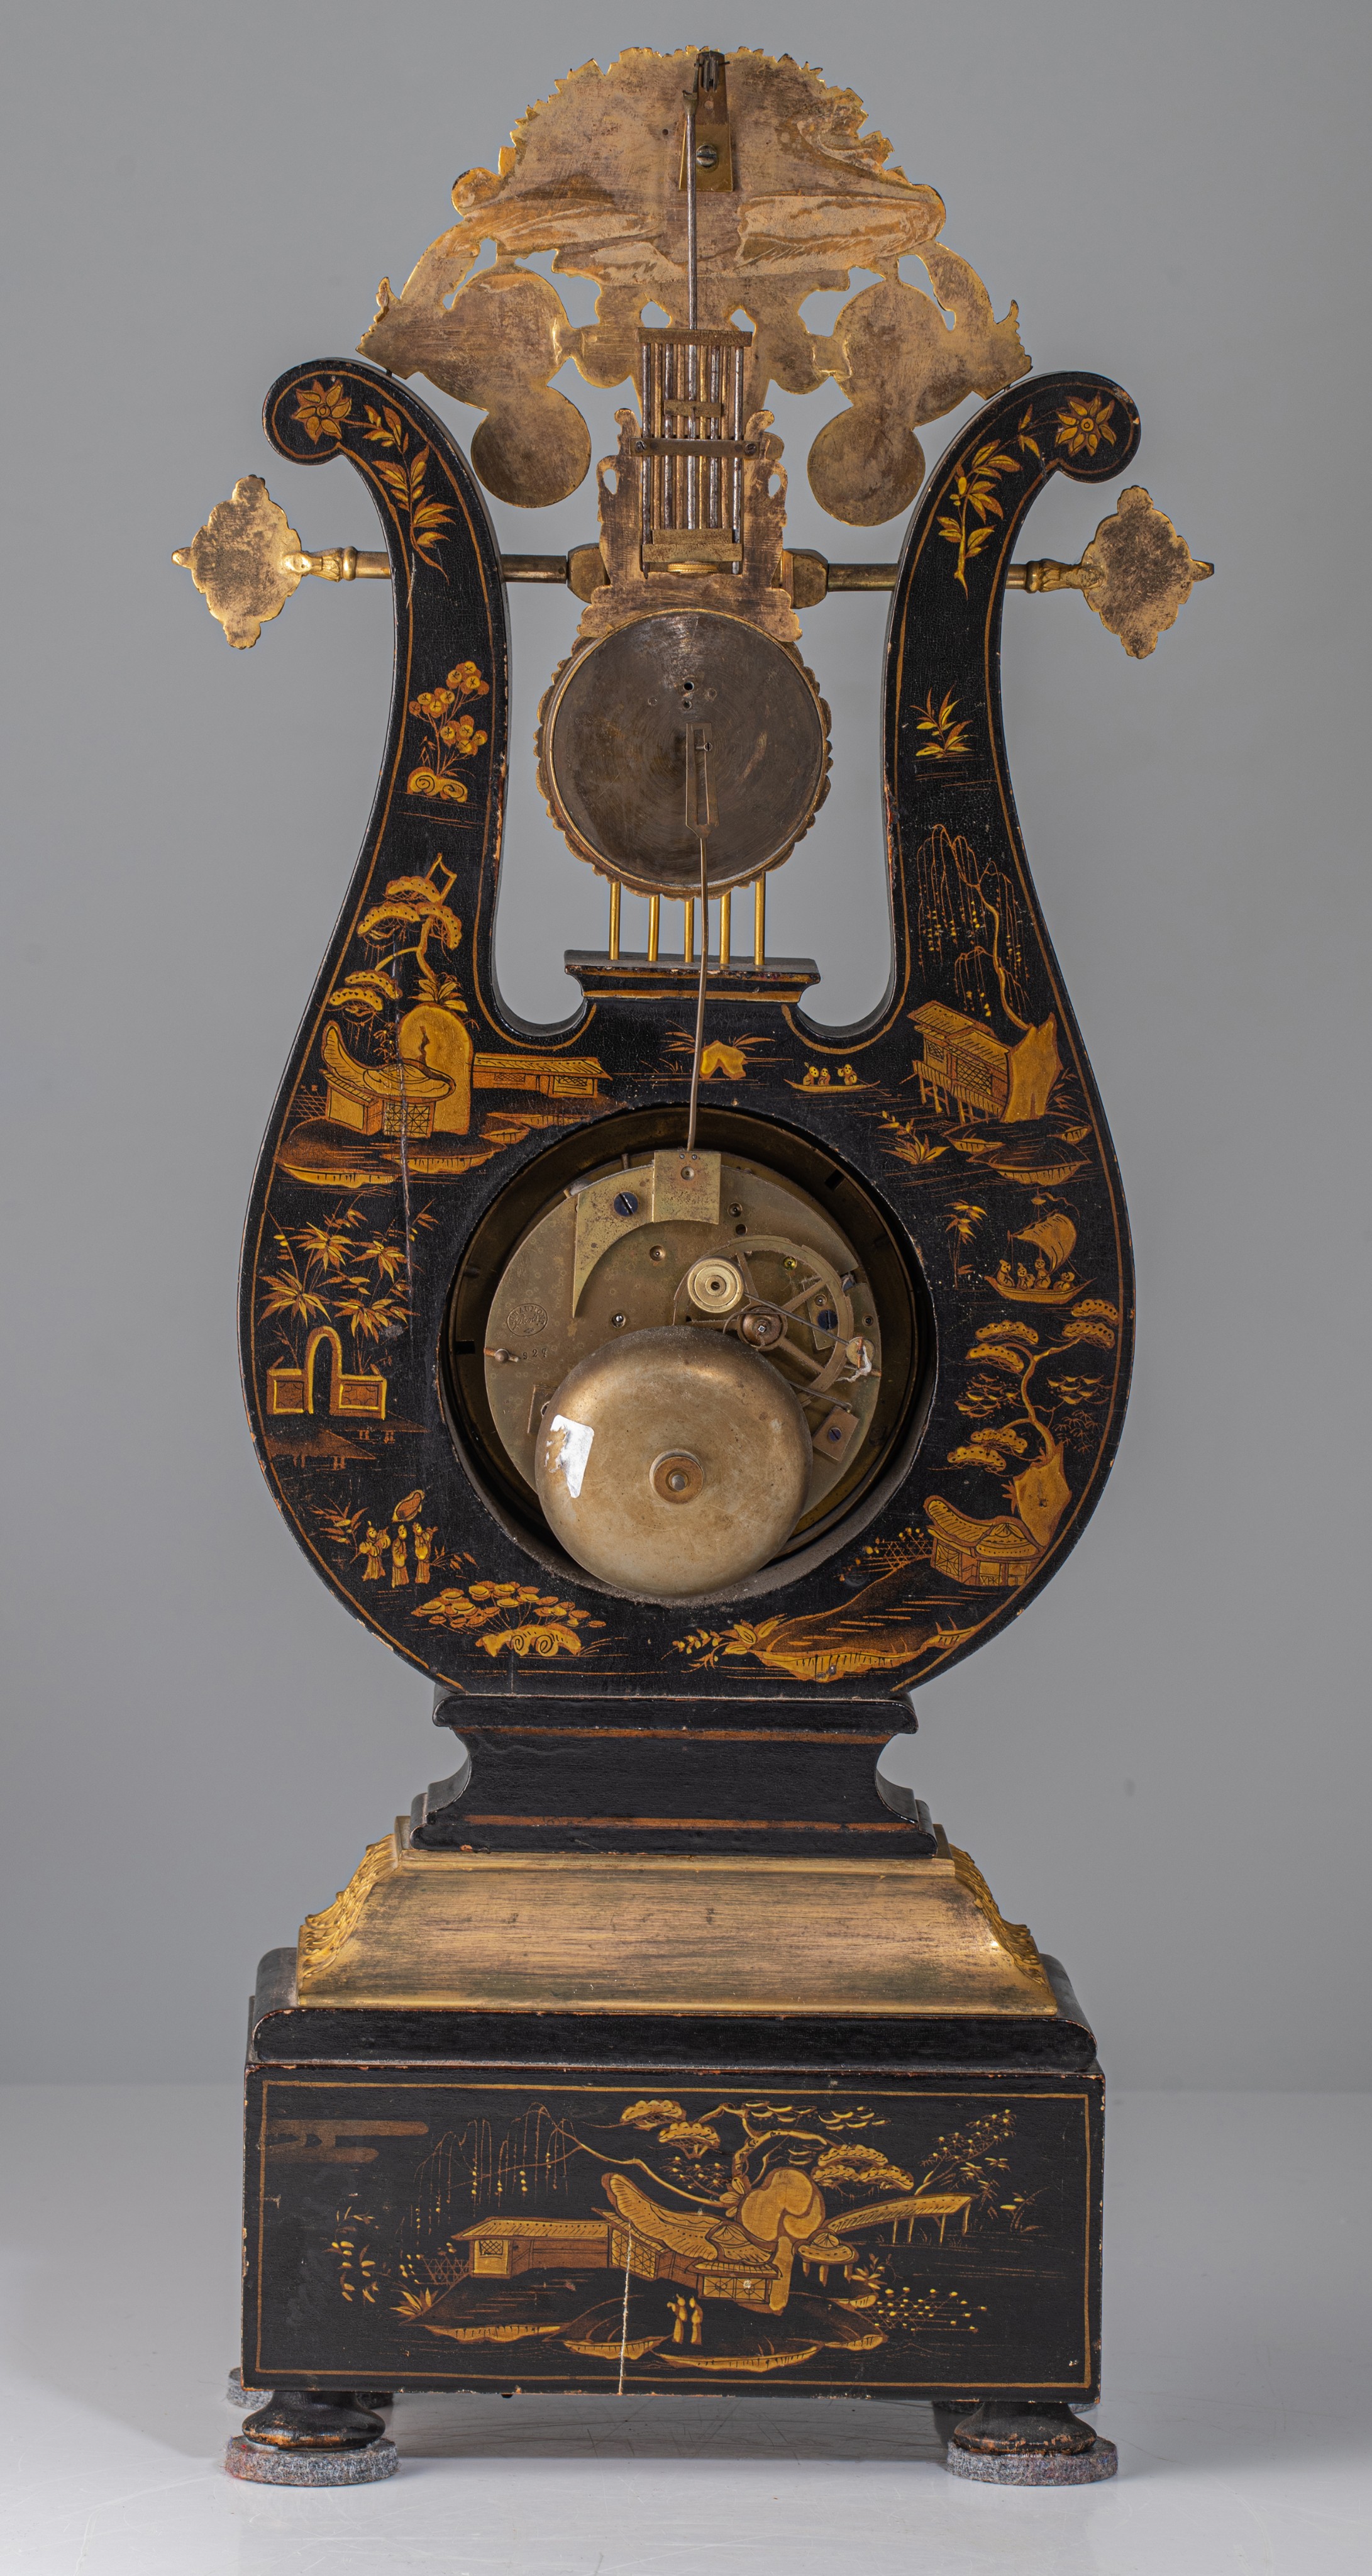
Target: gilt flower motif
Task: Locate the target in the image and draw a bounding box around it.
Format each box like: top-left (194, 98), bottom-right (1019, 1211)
top-left (438, 714), bottom-right (488, 752)
top-left (293, 379), bottom-right (351, 444)
top-left (1054, 395), bottom-right (1116, 458)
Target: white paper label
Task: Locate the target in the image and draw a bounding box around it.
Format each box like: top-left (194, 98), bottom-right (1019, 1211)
top-left (546, 1413), bottom-right (595, 1499)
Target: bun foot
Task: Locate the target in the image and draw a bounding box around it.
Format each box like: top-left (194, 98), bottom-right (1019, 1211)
top-left (224, 2387), bottom-right (399, 2484)
top-left (946, 2399), bottom-right (1117, 2485)
top-left (225, 2432), bottom-right (399, 2485)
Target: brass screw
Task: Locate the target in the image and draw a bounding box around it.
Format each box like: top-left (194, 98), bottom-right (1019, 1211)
top-left (695, 143), bottom-right (719, 169)
top-left (650, 1449), bottom-right (704, 1504)
top-left (650, 1246), bottom-right (667, 1262)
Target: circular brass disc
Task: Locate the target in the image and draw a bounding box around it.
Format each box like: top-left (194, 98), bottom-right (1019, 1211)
top-left (650, 1450), bottom-right (704, 1503)
top-left (684, 1255), bottom-right (744, 1314)
top-left (539, 611), bottom-right (829, 896)
top-left (534, 1326), bottom-right (812, 1597)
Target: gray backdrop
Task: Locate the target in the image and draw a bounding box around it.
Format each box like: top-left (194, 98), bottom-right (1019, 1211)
top-left (3, 0), bottom-right (1366, 2084)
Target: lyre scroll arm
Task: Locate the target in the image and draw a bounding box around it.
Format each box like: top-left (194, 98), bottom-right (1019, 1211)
top-left (260, 358), bottom-right (520, 1034)
top-left (880, 370), bottom-right (1144, 1033)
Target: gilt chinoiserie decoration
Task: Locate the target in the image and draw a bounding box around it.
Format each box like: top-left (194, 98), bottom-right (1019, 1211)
top-left (224, 352), bottom-right (1148, 1698)
top-left (174, 43), bottom-right (1209, 2490)
top-left (245, 2073), bottom-right (1100, 2397)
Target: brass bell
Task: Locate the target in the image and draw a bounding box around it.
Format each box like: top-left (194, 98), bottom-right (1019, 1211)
top-left (534, 1325), bottom-right (812, 1597)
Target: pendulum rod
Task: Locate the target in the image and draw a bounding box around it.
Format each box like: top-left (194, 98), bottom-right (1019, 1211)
top-left (680, 57), bottom-right (717, 1158)
top-left (685, 832), bottom-right (709, 1158)
top-left (683, 65), bottom-right (700, 531)
top-left (685, 76), bottom-right (699, 333)
top-left (683, 721), bottom-right (716, 1157)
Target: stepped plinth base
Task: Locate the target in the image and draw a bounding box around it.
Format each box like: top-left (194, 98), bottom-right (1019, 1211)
top-left (294, 1817), bottom-right (1058, 2020)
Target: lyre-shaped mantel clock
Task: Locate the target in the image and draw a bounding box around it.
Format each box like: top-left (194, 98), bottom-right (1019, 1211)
top-left (175, 47), bottom-right (1210, 2488)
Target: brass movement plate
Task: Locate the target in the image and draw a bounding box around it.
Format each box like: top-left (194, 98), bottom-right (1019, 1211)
top-left (296, 1825), bottom-right (1054, 2018)
top-left (478, 1145), bottom-right (890, 1547)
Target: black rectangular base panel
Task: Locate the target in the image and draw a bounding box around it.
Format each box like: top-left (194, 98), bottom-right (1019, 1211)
top-left (243, 2052), bottom-right (1102, 2402)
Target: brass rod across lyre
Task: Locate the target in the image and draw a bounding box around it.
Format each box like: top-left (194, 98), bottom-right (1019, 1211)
top-left (265, 548), bottom-right (890, 591)
top-left (279, 546), bottom-right (391, 580)
top-left (175, 483), bottom-right (1210, 659)
top-left (208, 548), bottom-right (1220, 593)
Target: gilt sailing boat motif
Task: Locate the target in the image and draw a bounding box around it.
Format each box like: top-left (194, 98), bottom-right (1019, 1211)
top-left (990, 1205), bottom-right (1083, 1306)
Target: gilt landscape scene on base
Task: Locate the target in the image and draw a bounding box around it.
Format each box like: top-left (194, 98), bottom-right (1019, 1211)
top-left (250, 2080), bottom-right (1095, 2392)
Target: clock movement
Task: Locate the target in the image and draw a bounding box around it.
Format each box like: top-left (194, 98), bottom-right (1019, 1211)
top-left (175, 45), bottom-right (1210, 2487)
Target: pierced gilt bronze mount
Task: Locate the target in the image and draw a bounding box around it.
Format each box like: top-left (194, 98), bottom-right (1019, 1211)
top-left (178, 45), bottom-right (1208, 2491)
